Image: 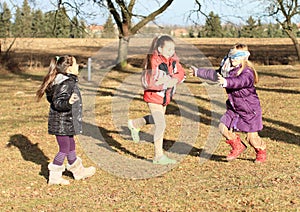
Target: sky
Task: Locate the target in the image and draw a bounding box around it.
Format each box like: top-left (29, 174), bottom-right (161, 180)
top-left (153, 0), bottom-right (244, 26)
top-left (154, 0), bottom-right (268, 26)
top-left (86, 0), bottom-right (267, 26)
top-left (2, 0), bottom-right (272, 26)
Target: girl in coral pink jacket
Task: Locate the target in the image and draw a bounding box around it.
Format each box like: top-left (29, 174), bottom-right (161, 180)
top-left (191, 43), bottom-right (266, 163)
top-left (128, 35), bottom-right (185, 165)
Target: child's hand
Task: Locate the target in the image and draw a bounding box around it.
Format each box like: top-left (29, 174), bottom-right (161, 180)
top-left (69, 93), bottom-right (79, 104)
top-left (189, 66), bottom-right (198, 77)
top-left (217, 73), bottom-right (226, 87)
top-left (164, 78), bottom-right (178, 88)
top-left (155, 75), bottom-right (170, 85)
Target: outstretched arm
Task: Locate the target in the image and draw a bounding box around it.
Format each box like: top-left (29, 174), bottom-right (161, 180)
top-left (189, 65), bottom-right (218, 82)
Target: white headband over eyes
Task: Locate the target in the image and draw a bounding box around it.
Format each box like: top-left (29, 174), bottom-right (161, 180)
top-left (228, 49), bottom-right (250, 60)
top-left (220, 50), bottom-right (250, 77)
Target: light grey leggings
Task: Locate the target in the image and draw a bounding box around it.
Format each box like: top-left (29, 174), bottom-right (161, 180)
top-left (132, 103), bottom-right (166, 160)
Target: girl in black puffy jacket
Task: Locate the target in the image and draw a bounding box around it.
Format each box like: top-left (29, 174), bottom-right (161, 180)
top-left (36, 55), bottom-right (95, 185)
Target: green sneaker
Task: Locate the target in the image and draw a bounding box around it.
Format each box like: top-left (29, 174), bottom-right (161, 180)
top-left (128, 120), bottom-right (140, 143)
top-left (153, 155), bottom-right (176, 165)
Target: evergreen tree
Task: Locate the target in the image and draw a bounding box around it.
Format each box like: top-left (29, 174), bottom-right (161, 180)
top-left (12, 0), bottom-right (33, 37)
top-left (79, 20), bottom-right (87, 38)
top-left (197, 31), bottom-right (201, 38)
top-left (53, 7), bottom-right (71, 37)
top-left (102, 15), bottom-right (116, 38)
top-left (70, 16), bottom-right (86, 38)
top-left (13, 7), bottom-right (23, 37)
top-left (43, 11), bottom-right (55, 37)
top-left (70, 16), bottom-right (78, 38)
top-left (204, 11), bottom-right (223, 37)
top-left (0, 2), bottom-right (12, 38)
top-left (266, 23), bottom-right (286, 38)
top-left (267, 23), bottom-right (274, 38)
top-left (188, 27), bottom-right (195, 38)
top-left (32, 9), bottom-right (45, 37)
top-left (21, 0), bottom-right (33, 37)
top-left (223, 24), bottom-right (239, 38)
top-left (241, 16), bottom-right (257, 38)
top-left (256, 19), bottom-right (266, 38)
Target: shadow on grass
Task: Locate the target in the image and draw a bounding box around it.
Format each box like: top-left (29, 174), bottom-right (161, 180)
top-left (260, 125), bottom-right (300, 146)
top-left (6, 134), bottom-right (50, 180)
top-left (83, 121), bottom-right (227, 163)
top-left (98, 126), bottom-right (148, 160)
top-left (258, 71), bottom-right (299, 79)
top-left (257, 87), bottom-right (300, 94)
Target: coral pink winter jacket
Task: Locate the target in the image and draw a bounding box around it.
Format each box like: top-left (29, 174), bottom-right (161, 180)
top-left (143, 51), bottom-right (185, 106)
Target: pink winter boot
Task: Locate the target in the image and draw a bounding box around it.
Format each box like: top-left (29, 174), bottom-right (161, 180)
top-left (254, 148), bottom-right (267, 163)
top-left (225, 135), bottom-right (247, 161)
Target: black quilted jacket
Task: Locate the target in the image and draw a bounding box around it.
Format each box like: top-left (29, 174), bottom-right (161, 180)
top-left (46, 73), bottom-right (82, 135)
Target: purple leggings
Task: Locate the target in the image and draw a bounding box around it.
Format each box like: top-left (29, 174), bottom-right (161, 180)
top-left (53, 135), bottom-right (77, 166)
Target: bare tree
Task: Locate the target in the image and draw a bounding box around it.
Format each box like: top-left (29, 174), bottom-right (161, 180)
top-left (266, 0), bottom-right (300, 61)
top-left (103, 0), bottom-right (174, 68)
top-left (59, 0), bottom-right (174, 69)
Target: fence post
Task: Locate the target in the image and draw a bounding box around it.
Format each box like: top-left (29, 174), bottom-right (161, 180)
top-left (87, 57), bottom-right (92, 81)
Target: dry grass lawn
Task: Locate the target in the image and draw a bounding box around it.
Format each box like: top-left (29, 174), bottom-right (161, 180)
top-left (0, 38), bottom-right (299, 211)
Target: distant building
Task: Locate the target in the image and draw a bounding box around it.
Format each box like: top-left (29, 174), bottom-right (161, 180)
top-left (87, 25), bottom-right (104, 38)
top-left (170, 28), bottom-right (188, 37)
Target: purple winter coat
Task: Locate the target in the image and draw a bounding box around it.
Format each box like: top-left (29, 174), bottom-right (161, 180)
top-left (196, 66), bottom-right (263, 132)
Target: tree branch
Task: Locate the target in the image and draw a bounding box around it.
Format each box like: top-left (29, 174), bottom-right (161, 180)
top-left (130, 0), bottom-right (174, 34)
top-left (187, 0), bottom-right (209, 26)
top-left (105, 0), bottom-right (123, 33)
top-left (128, 0), bottom-right (136, 14)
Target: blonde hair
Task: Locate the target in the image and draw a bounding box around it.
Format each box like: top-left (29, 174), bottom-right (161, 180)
top-left (232, 43), bottom-right (259, 84)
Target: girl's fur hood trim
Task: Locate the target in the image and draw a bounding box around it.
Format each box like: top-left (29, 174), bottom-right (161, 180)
top-left (53, 73), bottom-right (69, 85)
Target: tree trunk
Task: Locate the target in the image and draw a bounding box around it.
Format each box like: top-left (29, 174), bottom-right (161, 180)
top-left (284, 29), bottom-right (300, 62)
top-left (115, 20), bottom-right (130, 70)
top-left (116, 36), bottom-right (130, 69)
top-left (0, 40), bottom-right (2, 65)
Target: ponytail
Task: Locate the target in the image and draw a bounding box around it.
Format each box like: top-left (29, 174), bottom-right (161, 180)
top-left (36, 58), bottom-right (58, 101)
top-left (143, 36), bottom-right (159, 70)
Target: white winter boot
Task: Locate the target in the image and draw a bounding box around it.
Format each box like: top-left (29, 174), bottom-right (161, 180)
top-left (48, 163), bottom-right (70, 185)
top-left (66, 157), bottom-right (96, 180)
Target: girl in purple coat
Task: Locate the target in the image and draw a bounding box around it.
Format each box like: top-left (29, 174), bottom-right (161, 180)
top-left (190, 43), bottom-right (266, 163)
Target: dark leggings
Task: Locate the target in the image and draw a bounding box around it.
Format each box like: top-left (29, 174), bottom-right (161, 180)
top-left (53, 135), bottom-right (77, 166)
